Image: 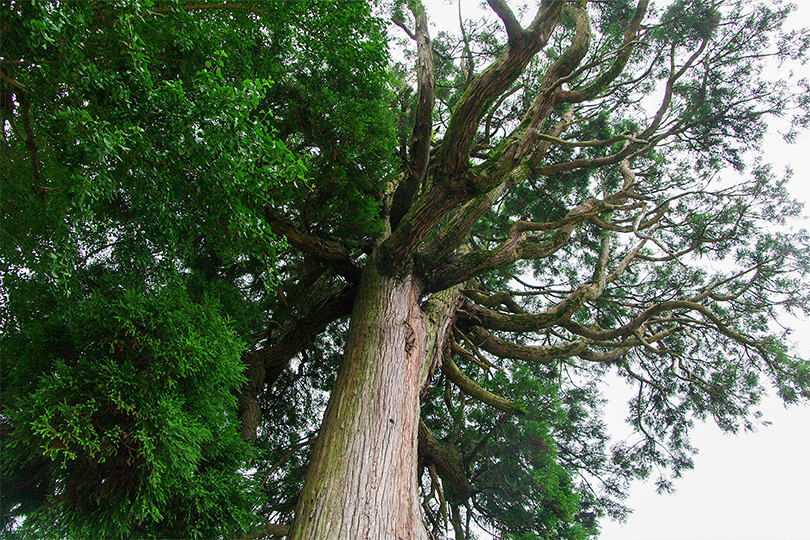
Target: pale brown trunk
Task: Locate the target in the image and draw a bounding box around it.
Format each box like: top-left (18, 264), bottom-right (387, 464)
top-left (288, 264), bottom-right (430, 540)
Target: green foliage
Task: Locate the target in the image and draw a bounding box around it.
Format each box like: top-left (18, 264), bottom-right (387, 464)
top-left (1, 285), bottom-right (255, 538)
top-left (2, 0), bottom-right (809, 538)
top-left (2, 0), bottom-right (396, 535)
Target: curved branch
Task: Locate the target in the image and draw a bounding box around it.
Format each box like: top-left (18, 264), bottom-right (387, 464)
top-left (421, 198), bottom-right (602, 290)
top-left (562, 300), bottom-right (760, 350)
top-left (458, 284), bottom-right (595, 333)
top-left (486, 0), bottom-right (524, 45)
top-left (420, 109), bottom-right (575, 270)
top-left (418, 419), bottom-right (474, 503)
top-left (378, 2), bottom-right (566, 274)
top-left (436, 0), bottom-right (565, 178)
top-left (240, 523), bottom-right (291, 539)
top-left (442, 356), bottom-right (526, 416)
top-left (238, 283), bottom-right (357, 441)
top-left (559, 0), bottom-right (650, 104)
top-left (467, 325), bottom-right (590, 363)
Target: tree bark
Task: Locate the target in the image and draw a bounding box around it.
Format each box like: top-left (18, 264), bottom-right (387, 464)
top-left (288, 262), bottom-right (430, 540)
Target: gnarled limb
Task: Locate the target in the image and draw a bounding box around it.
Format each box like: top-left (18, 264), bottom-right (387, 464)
top-left (377, 1), bottom-right (566, 274)
top-left (418, 419), bottom-right (474, 503)
top-left (390, 1), bottom-right (435, 230)
top-left (238, 283), bottom-right (357, 442)
top-left (421, 198), bottom-right (602, 290)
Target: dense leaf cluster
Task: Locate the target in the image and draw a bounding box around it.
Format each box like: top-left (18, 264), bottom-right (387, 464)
top-left (2, 0), bottom-right (809, 539)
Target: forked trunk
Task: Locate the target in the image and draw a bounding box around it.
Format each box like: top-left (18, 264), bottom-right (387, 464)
top-left (288, 263), bottom-right (430, 540)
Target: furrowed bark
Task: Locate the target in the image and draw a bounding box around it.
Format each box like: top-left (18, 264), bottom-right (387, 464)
top-left (390, 2), bottom-right (435, 231)
top-left (288, 263), bottom-right (429, 540)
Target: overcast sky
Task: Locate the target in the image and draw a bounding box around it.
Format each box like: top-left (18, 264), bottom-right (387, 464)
top-left (420, 1), bottom-right (810, 538)
top-left (600, 2), bottom-right (810, 538)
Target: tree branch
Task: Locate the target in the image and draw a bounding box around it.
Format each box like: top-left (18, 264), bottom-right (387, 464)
top-left (378, 1), bottom-right (566, 274)
top-left (421, 198), bottom-right (602, 290)
top-left (442, 355), bottom-right (526, 416)
top-left (486, 0), bottom-right (524, 45)
top-left (560, 0), bottom-right (650, 104)
top-left (418, 419), bottom-right (474, 503)
top-left (391, 2), bottom-right (435, 230)
top-left (263, 209), bottom-right (361, 281)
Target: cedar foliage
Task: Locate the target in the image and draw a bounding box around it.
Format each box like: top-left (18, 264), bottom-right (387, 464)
top-left (2, 0), bottom-right (809, 538)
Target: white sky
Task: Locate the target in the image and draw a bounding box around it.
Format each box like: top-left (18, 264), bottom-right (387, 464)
top-left (419, 1), bottom-right (810, 538)
top-left (600, 2), bottom-right (810, 538)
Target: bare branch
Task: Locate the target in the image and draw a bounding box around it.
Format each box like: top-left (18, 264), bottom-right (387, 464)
top-left (391, 2), bottom-right (435, 229)
top-left (486, 0), bottom-right (524, 45)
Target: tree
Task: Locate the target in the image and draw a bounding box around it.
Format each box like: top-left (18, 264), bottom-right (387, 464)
top-left (2, 0), bottom-right (809, 538)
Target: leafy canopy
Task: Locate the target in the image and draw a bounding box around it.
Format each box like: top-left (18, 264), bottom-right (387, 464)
top-left (2, 0), bottom-right (810, 539)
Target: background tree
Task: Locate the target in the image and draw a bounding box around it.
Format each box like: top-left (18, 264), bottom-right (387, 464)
top-left (2, 0), bottom-right (809, 539)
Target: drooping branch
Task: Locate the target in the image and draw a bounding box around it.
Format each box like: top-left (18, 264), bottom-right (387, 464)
top-left (418, 419), bottom-right (474, 503)
top-left (458, 285), bottom-right (594, 333)
top-left (238, 283), bottom-right (357, 441)
top-left (442, 355), bottom-right (526, 416)
top-left (560, 300), bottom-right (762, 351)
top-left (240, 523), bottom-right (291, 539)
top-left (467, 324), bottom-right (682, 366)
top-left (261, 283), bottom-right (358, 381)
top-left (463, 289), bottom-right (525, 314)
top-left (467, 325), bottom-right (591, 363)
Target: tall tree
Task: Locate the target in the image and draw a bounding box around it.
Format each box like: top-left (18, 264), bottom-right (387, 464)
top-left (2, 0), bottom-right (809, 539)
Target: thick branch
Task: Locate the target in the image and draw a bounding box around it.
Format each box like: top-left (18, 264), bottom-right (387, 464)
top-left (421, 198), bottom-right (602, 290)
top-left (261, 283), bottom-right (358, 377)
top-left (482, 3), bottom-right (592, 182)
top-left (378, 1), bottom-right (566, 274)
top-left (486, 0), bottom-right (524, 45)
top-left (561, 300), bottom-right (760, 349)
top-left (436, 0), bottom-right (565, 177)
top-left (241, 523), bottom-right (291, 539)
top-left (420, 109), bottom-right (575, 271)
top-left (418, 419), bottom-right (474, 503)
top-left (238, 284), bottom-right (357, 442)
top-left (390, 2), bottom-right (435, 230)
top-left (458, 284), bottom-right (594, 333)
top-left (467, 326), bottom-right (590, 363)
top-left (560, 0), bottom-right (649, 104)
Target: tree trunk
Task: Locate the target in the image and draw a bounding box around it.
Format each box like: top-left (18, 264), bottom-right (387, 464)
top-left (288, 263), bottom-right (430, 540)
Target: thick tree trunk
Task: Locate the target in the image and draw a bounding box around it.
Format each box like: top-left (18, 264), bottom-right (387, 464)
top-left (288, 263), bottom-right (430, 540)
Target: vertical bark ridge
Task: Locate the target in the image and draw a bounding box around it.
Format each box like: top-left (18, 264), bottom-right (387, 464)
top-left (289, 265), bottom-right (430, 540)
